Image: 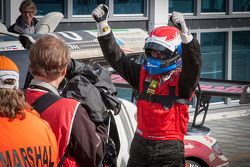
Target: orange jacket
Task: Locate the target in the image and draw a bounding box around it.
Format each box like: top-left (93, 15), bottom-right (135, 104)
top-left (0, 109), bottom-right (58, 167)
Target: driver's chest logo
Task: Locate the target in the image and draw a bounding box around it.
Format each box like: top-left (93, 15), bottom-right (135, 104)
top-left (146, 79), bottom-right (158, 95)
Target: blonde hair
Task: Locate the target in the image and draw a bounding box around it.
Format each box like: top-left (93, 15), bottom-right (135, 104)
top-left (29, 35), bottom-right (71, 81)
top-left (0, 88), bottom-right (30, 119)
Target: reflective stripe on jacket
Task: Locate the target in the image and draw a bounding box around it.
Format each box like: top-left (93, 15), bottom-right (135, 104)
top-left (26, 89), bottom-right (80, 167)
top-left (136, 68), bottom-right (189, 141)
top-left (0, 110), bottom-right (58, 167)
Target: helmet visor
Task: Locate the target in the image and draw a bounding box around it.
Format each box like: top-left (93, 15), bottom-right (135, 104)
top-left (144, 42), bottom-right (177, 60)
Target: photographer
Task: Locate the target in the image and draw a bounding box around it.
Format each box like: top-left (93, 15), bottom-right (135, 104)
top-left (25, 35), bottom-right (108, 167)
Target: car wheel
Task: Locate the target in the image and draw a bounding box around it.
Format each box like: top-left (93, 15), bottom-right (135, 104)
top-left (185, 160), bottom-right (202, 167)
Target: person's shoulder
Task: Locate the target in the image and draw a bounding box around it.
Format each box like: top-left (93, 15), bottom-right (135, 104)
top-left (61, 97), bottom-right (79, 103)
top-left (25, 109), bottom-right (58, 144)
top-left (25, 109), bottom-right (53, 128)
top-left (7, 24), bottom-right (16, 33)
top-left (7, 15), bottom-right (23, 34)
top-left (59, 97), bottom-right (81, 108)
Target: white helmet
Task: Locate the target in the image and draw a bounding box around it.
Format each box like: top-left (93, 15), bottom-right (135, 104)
top-left (143, 26), bottom-right (182, 74)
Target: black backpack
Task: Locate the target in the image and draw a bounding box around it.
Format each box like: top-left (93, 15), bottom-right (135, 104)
top-left (60, 61), bottom-right (121, 167)
top-left (61, 62), bottom-right (121, 122)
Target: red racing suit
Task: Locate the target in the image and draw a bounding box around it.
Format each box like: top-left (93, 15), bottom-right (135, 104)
top-left (98, 31), bottom-right (201, 142)
top-left (136, 68), bottom-right (189, 141)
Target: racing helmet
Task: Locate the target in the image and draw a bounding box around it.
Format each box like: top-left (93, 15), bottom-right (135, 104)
top-left (143, 26), bottom-right (182, 75)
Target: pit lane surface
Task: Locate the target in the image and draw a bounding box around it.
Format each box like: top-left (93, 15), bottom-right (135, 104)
top-left (203, 105), bottom-right (250, 167)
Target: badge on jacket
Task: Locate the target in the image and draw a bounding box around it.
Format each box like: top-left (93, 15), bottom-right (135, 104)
top-left (146, 79), bottom-right (158, 95)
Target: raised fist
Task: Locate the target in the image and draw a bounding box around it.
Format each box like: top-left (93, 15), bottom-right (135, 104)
top-left (92, 4), bottom-right (109, 23)
top-left (171, 11), bottom-right (189, 34)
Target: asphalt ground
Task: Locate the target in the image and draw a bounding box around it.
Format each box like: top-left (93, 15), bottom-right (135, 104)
top-left (191, 104), bottom-right (250, 167)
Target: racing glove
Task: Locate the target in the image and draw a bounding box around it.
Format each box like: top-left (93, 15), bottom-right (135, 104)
top-left (91, 4), bottom-right (111, 37)
top-left (171, 11), bottom-right (193, 44)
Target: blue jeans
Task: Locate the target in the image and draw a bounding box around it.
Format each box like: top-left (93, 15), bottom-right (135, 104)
top-left (127, 134), bottom-right (185, 167)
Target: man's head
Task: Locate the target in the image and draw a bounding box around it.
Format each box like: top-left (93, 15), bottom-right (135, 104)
top-left (143, 26), bottom-right (182, 75)
top-left (19, 0), bottom-right (37, 26)
top-left (29, 35), bottom-right (70, 82)
top-left (0, 56), bottom-right (27, 119)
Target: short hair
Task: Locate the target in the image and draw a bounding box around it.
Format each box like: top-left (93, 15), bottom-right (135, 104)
top-left (19, 0), bottom-right (37, 13)
top-left (29, 35), bottom-right (71, 81)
